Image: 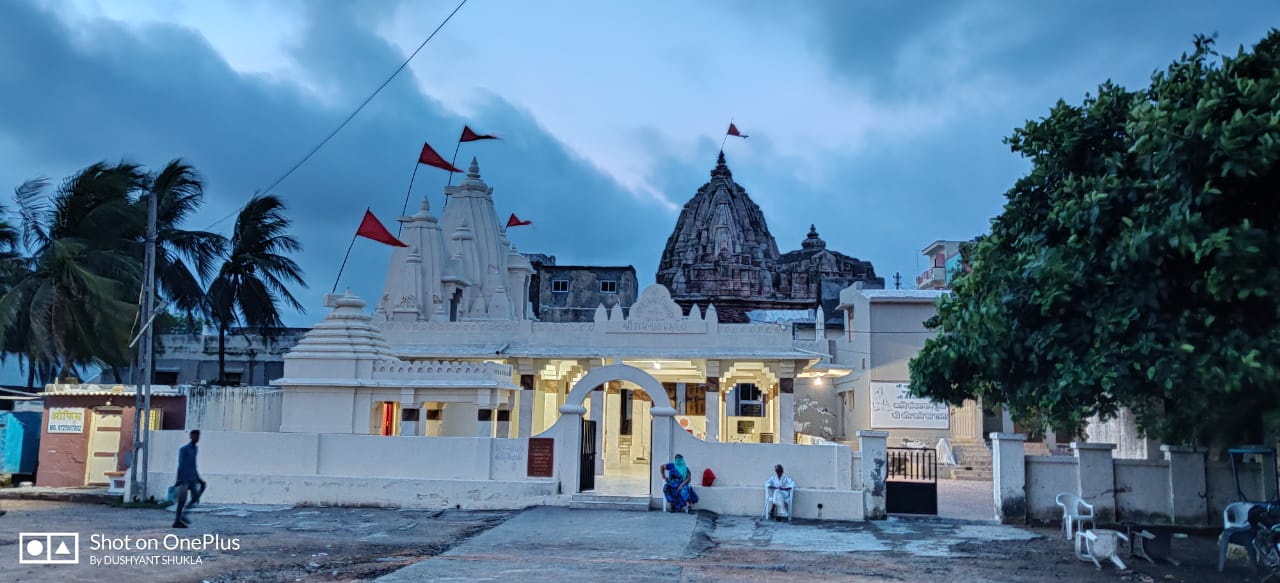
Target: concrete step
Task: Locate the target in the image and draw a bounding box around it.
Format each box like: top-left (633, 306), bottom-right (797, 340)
top-left (949, 468), bottom-right (994, 481)
top-left (569, 494), bottom-right (650, 512)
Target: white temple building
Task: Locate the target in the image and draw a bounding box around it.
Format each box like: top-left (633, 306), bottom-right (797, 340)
top-left (135, 159), bottom-right (983, 520)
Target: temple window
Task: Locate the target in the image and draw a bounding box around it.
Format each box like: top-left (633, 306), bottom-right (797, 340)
top-left (600, 280), bottom-right (618, 294)
top-left (685, 384), bottom-right (706, 416)
top-left (733, 383), bottom-right (764, 417)
top-left (551, 279), bottom-right (570, 293)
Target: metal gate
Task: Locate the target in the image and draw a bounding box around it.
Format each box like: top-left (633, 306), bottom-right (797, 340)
top-left (886, 447), bottom-right (937, 515)
top-left (579, 419), bottom-right (597, 492)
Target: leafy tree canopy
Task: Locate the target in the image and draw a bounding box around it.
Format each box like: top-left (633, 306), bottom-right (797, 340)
top-left (909, 32), bottom-right (1280, 446)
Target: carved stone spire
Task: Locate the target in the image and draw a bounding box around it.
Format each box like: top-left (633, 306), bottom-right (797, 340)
top-left (656, 152), bottom-right (780, 309)
top-left (801, 224), bottom-right (827, 250)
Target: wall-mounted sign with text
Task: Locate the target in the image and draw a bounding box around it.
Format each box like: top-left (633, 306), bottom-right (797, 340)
top-left (869, 382), bottom-right (948, 430)
top-left (47, 407), bottom-right (86, 433)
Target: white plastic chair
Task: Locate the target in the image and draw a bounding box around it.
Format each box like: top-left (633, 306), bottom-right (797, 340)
top-left (1219, 502), bottom-right (1258, 572)
top-left (1075, 529), bottom-right (1129, 570)
top-left (763, 488), bottom-right (793, 522)
top-left (1056, 493), bottom-right (1095, 541)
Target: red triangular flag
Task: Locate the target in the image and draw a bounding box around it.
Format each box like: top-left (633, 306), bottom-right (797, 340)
top-left (356, 209), bottom-right (408, 247)
top-left (460, 126), bottom-right (499, 142)
top-left (418, 142), bottom-right (463, 172)
top-left (727, 123), bottom-right (748, 138)
top-left (506, 213), bottom-right (532, 228)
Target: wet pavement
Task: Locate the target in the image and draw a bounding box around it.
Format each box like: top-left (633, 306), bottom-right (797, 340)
top-left (0, 498), bottom-right (1256, 582)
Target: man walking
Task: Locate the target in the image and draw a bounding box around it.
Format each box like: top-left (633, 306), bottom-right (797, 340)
top-left (172, 430), bottom-right (205, 528)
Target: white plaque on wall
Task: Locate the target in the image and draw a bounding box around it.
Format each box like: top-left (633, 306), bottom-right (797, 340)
top-left (47, 407), bottom-right (86, 433)
top-left (870, 382), bottom-right (948, 429)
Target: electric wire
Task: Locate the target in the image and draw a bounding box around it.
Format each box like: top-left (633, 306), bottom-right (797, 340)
top-left (202, 0), bottom-right (470, 232)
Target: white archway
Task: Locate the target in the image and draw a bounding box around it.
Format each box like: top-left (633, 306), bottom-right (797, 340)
top-left (562, 363), bottom-right (676, 413)
top-left (552, 364), bottom-right (679, 501)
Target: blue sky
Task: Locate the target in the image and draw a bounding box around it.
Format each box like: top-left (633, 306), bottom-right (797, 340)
top-left (0, 0), bottom-right (1278, 382)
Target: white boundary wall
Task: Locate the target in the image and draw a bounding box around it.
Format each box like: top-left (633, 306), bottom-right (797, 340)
top-left (140, 430), bottom-right (560, 509)
top-left (991, 433), bottom-right (1278, 526)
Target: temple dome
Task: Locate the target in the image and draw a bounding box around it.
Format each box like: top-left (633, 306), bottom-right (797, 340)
top-left (655, 152), bottom-right (780, 303)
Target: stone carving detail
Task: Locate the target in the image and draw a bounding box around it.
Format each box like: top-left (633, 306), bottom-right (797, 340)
top-left (396, 295), bottom-right (415, 308)
top-left (656, 153), bottom-right (884, 322)
top-left (627, 285), bottom-right (684, 322)
top-left (656, 152), bottom-right (780, 302)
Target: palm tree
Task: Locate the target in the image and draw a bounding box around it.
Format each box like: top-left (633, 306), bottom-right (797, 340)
top-left (0, 163), bottom-right (147, 381)
top-left (207, 194), bottom-right (306, 384)
top-left (124, 161), bottom-right (227, 385)
top-left (137, 160), bottom-right (227, 324)
top-left (0, 202), bottom-right (41, 387)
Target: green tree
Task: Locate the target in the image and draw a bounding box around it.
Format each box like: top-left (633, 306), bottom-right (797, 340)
top-left (0, 163), bottom-right (146, 382)
top-left (136, 160), bottom-right (228, 325)
top-left (910, 32), bottom-right (1280, 446)
top-left (207, 194), bottom-right (306, 384)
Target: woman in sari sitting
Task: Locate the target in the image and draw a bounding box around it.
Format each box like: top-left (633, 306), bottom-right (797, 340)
top-left (661, 454), bottom-right (699, 512)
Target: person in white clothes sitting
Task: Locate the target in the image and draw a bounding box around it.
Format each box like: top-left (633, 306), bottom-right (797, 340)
top-left (765, 464), bottom-right (795, 521)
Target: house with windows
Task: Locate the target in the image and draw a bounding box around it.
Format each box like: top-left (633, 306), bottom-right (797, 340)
top-left (528, 260), bottom-right (638, 323)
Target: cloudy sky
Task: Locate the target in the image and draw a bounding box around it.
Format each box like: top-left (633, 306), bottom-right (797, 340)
top-left (0, 0), bottom-right (1277, 381)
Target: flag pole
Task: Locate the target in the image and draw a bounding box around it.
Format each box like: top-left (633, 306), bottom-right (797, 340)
top-left (720, 116), bottom-right (733, 152)
top-left (447, 139), bottom-right (463, 187)
top-left (398, 162), bottom-right (421, 236)
top-left (444, 138), bottom-right (462, 208)
top-left (331, 230), bottom-right (360, 294)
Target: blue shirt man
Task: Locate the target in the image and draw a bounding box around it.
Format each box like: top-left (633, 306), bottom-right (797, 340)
top-left (172, 430), bottom-right (203, 528)
top-left (176, 435), bottom-right (200, 486)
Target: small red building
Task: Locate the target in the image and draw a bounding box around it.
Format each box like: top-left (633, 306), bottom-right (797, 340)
top-left (37, 384), bottom-right (186, 487)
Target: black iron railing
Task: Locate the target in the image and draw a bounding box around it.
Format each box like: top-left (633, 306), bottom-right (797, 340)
top-left (887, 447), bottom-right (937, 482)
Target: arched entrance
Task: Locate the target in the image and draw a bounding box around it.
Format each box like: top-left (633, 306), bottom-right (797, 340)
top-left (553, 364), bottom-right (678, 504)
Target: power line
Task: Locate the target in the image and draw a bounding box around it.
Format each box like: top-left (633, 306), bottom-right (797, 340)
top-left (203, 0), bottom-right (471, 232)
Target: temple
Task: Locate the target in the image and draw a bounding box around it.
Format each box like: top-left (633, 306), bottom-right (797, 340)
top-left (656, 152), bottom-right (884, 322)
top-left (132, 156), bottom-right (982, 520)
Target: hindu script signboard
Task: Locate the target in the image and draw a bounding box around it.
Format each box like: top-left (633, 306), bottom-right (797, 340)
top-left (870, 382), bottom-right (948, 429)
top-left (527, 437), bottom-right (554, 477)
top-left (48, 407), bottom-right (86, 433)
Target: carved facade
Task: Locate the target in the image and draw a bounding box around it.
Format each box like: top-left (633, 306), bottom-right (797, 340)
top-left (376, 158), bottom-right (535, 323)
top-left (657, 153), bottom-right (884, 322)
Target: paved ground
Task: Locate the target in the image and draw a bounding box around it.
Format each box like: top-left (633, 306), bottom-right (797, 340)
top-left (379, 506), bottom-right (1252, 583)
top-left (0, 499), bottom-right (509, 582)
top-left (936, 478), bottom-right (996, 522)
top-left (0, 499), bottom-right (1263, 582)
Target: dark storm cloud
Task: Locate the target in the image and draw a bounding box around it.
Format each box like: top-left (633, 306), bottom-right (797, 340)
top-left (0, 0), bottom-right (672, 331)
top-left (716, 0), bottom-right (1280, 286)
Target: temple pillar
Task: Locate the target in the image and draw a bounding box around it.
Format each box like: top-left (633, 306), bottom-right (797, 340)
top-left (605, 384), bottom-right (622, 469)
top-left (705, 361), bottom-right (721, 443)
top-left (441, 402), bottom-right (478, 436)
top-left (650, 404), bottom-right (677, 508)
top-left (676, 382), bottom-right (687, 415)
top-left (779, 378), bottom-right (795, 445)
top-left (635, 397), bottom-right (651, 462)
top-left (589, 388), bottom-right (605, 475)
top-left (477, 408), bottom-right (495, 437)
top-left (518, 373), bottom-right (535, 438)
top-left (495, 409), bottom-right (511, 438)
top-left (558, 403), bottom-right (586, 493)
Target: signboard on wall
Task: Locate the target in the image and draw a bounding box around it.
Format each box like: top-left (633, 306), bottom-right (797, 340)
top-left (527, 438), bottom-right (554, 477)
top-left (870, 382), bottom-right (948, 429)
top-left (48, 407), bottom-right (86, 433)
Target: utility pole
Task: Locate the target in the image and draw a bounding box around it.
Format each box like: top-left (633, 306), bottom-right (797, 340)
top-left (894, 272), bottom-right (901, 290)
top-left (136, 190), bottom-right (159, 501)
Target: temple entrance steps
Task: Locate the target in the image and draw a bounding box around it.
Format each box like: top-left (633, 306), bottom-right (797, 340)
top-left (569, 493), bottom-right (651, 512)
top-left (948, 440), bottom-right (994, 481)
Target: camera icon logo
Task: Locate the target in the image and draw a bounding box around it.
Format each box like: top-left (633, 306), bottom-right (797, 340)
top-left (18, 533), bottom-right (80, 564)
